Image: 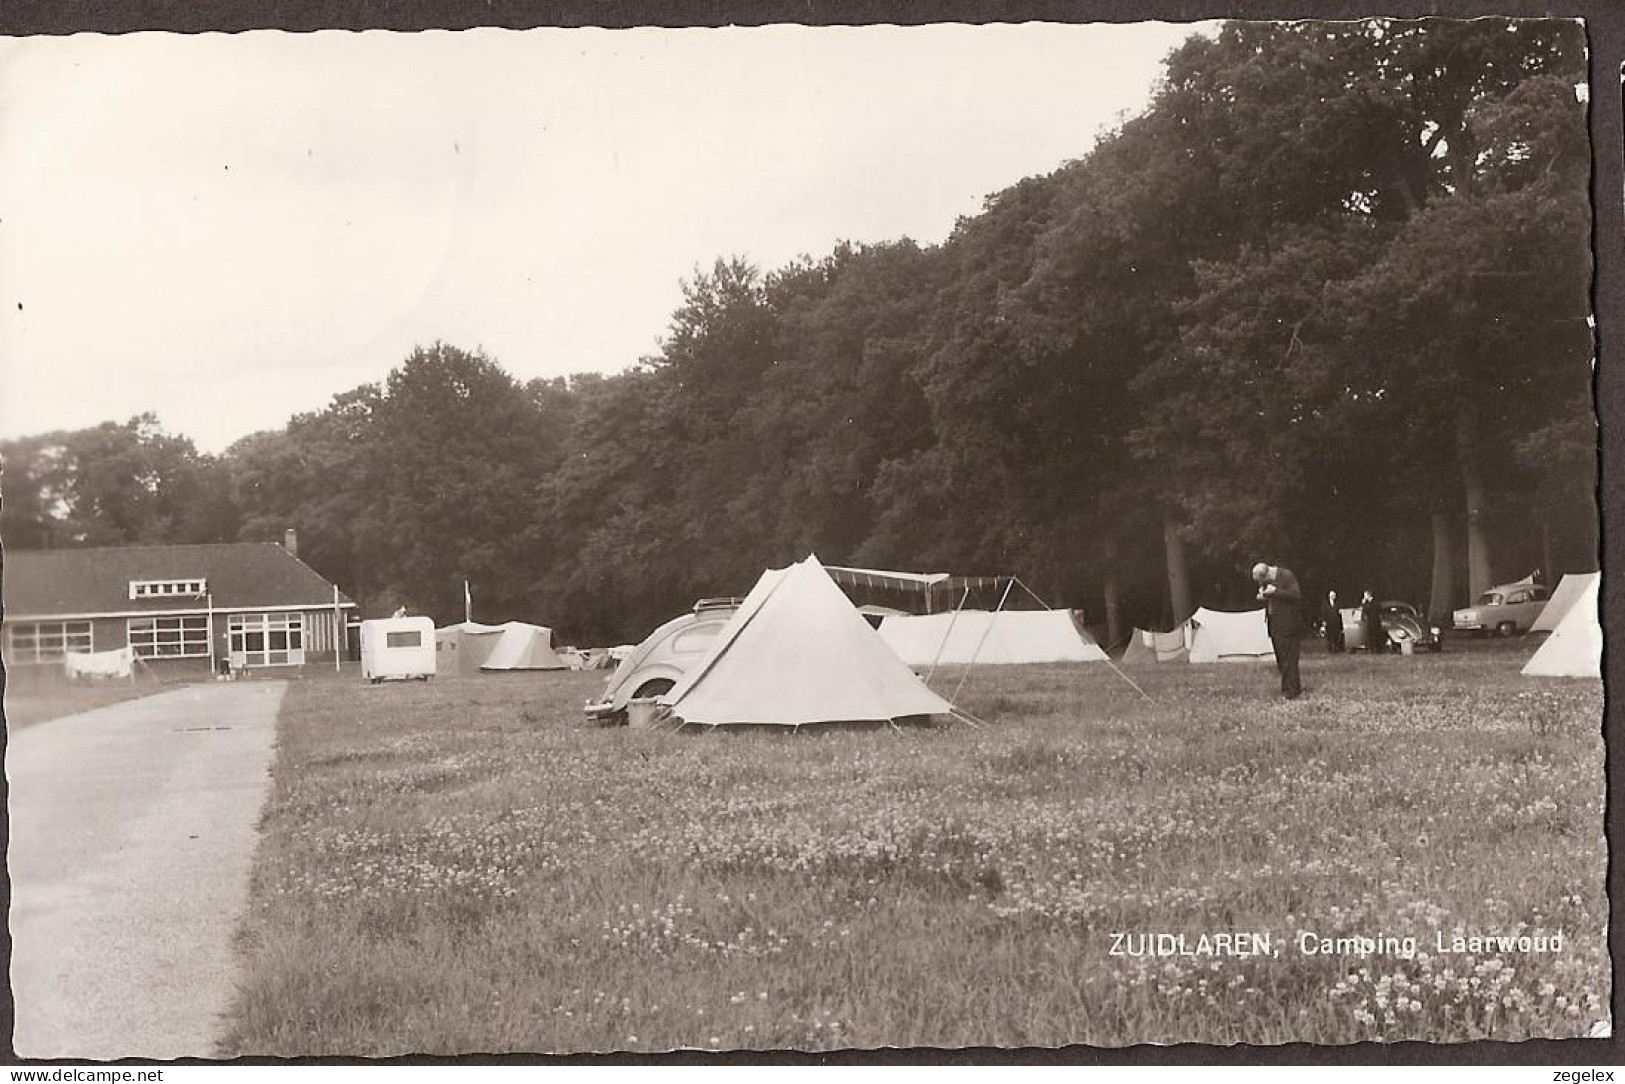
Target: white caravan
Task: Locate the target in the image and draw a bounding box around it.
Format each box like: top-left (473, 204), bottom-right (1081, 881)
top-left (360, 616), bottom-right (437, 683)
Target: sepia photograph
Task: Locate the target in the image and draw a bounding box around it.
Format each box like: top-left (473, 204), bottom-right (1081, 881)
top-left (0, 8), bottom-right (1610, 1061)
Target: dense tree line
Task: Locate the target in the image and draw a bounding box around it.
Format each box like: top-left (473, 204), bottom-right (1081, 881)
top-left (1, 20), bottom-right (1596, 646)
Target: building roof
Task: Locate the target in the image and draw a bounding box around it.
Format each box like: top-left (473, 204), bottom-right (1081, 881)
top-left (2, 542), bottom-right (356, 618)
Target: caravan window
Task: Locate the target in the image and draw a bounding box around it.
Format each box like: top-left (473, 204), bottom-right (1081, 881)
top-left (387, 630), bottom-right (423, 648)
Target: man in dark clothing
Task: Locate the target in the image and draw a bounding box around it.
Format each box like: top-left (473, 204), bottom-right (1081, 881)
top-left (1360, 590), bottom-right (1388, 655)
top-left (1323, 589), bottom-right (1345, 653)
top-left (1252, 561), bottom-right (1304, 698)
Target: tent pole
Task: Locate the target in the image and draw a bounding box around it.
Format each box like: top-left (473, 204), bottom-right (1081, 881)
top-left (1014, 577), bottom-right (1053, 610)
top-left (950, 707), bottom-right (988, 730)
top-left (1101, 656), bottom-right (1154, 701)
top-left (925, 586), bottom-right (973, 684)
top-left (948, 578), bottom-right (1014, 705)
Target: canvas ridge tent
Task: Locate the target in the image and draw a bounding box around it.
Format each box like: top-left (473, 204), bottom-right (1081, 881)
top-left (1522, 576), bottom-right (1601, 679)
top-left (658, 555), bottom-right (955, 727)
top-left (877, 609), bottom-right (1108, 666)
top-left (1530, 572), bottom-right (1600, 634)
top-left (480, 621), bottom-right (569, 671)
top-left (435, 620), bottom-right (507, 675)
top-left (1185, 607), bottom-right (1275, 664)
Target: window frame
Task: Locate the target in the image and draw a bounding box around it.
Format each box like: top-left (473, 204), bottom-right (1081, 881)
top-left (129, 578), bottom-right (208, 600)
top-left (227, 612), bottom-right (306, 667)
top-left (127, 614), bottom-right (211, 659)
top-left (5, 620), bottom-right (94, 663)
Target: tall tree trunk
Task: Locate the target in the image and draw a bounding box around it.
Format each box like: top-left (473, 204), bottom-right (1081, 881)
top-left (1456, 402), bottom-right (1494, 597)
top-left (1428, 511), bottom-right (1455, 625)
top-left (1161, 565), bottom-right (1173, 630)
top-left (1163, 506), bottom-right (1193, 625)
top-left (1541, 518), bottom-right (1555, 585)
top-left (1102, 536), bottom-right (1123, 650)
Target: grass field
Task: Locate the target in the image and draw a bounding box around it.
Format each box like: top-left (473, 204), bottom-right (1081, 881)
top-left (3, 674), bottom-right (168, 730)
top-left (220, 645), bottom-right (1607, 1053)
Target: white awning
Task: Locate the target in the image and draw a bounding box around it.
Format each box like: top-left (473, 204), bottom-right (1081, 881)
top-left (824, 566), bottom-right (952, 589)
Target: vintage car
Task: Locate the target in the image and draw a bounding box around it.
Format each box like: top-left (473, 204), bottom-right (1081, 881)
top-left (583, 598), bottom-right (741, 723)
top-left (1451, 582), bottom-right (1551, 636)
top-left (1334, 601), bottom-right (1444, 652)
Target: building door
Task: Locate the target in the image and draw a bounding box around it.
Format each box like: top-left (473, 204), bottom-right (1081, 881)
top-left (227, 613), bottom-right (306, 667)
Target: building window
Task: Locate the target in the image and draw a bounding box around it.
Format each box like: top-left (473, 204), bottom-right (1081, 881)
top-left (128, 615), bottom-right (210, 659)
top-left (6, 620), bottom-right (94, 663)
top-left (129, 578), bottom-right (207, 600)
top-left (228, 612), bottom-right (305, 667)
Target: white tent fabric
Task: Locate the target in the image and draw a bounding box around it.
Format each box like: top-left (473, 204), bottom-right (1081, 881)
top-left (659, 555), bottom-right (953, 726)
top-left (1185, 607), bottom-right (1275, 664)
top-left (1522, 577), bottom-right (1601, 678)
top-left (1122, 627), bottom-right (1189, 664)
top-left (1530, 572), bottom-right (1600, 633)
top-left (64, 646), bottom-right (134, 679)
top-left (877, 610), bottom-right (1108, 666)
top-left (435, 621), bottom-right (506, 675)
top-left (825, 565), bottom-right (951, 588)
top-left (479, 621), bottom-right (568, 671)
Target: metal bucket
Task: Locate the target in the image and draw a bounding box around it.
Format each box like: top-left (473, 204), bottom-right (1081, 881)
top-left (627, 697), bottom-right (665, 729)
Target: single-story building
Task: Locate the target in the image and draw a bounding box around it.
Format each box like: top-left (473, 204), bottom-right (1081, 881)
top-left (2, 531), bottom-right (359, 674)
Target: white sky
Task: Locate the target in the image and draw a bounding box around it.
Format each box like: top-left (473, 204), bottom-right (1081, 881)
top-left (0, 23), bottom-right (1211, 453)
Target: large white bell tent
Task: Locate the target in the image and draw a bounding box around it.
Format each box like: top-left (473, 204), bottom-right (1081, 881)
top-left (1522, 576), bottom-right (1602, 679)
top-left (877, 609), bottom-right (1108, 667)
top-left (657, 555), bottom-right (955, 727)
top-left (1184, 607), bottom-right (1276, 664)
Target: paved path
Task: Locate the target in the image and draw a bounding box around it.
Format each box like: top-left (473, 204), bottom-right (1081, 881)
top-left (9, 681), bottom-right (286, 1059)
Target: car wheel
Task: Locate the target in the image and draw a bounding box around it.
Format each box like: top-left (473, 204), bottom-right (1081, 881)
top-left (1496, 621), bottom-right (1517, 638)
top-left (633, 678), bottom-right (676, 699)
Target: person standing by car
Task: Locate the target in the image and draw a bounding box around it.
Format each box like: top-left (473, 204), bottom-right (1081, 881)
top-left (1252, 561), bottom-right (1304, 699)
top-left (1360, 590), bottom-right (1388, 654)
top-left (1322, 589), bottom-right (1345, 653)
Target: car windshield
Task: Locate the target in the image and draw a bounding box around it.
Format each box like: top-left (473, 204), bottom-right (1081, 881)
top-left (1382, 604), bottom-right (1416, 617)
top-left (1476, 592), bottom-right (1503, 606)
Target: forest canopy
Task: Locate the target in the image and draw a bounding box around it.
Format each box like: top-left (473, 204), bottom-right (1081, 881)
top-left (0, 19), bottom-right (1596, 646)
